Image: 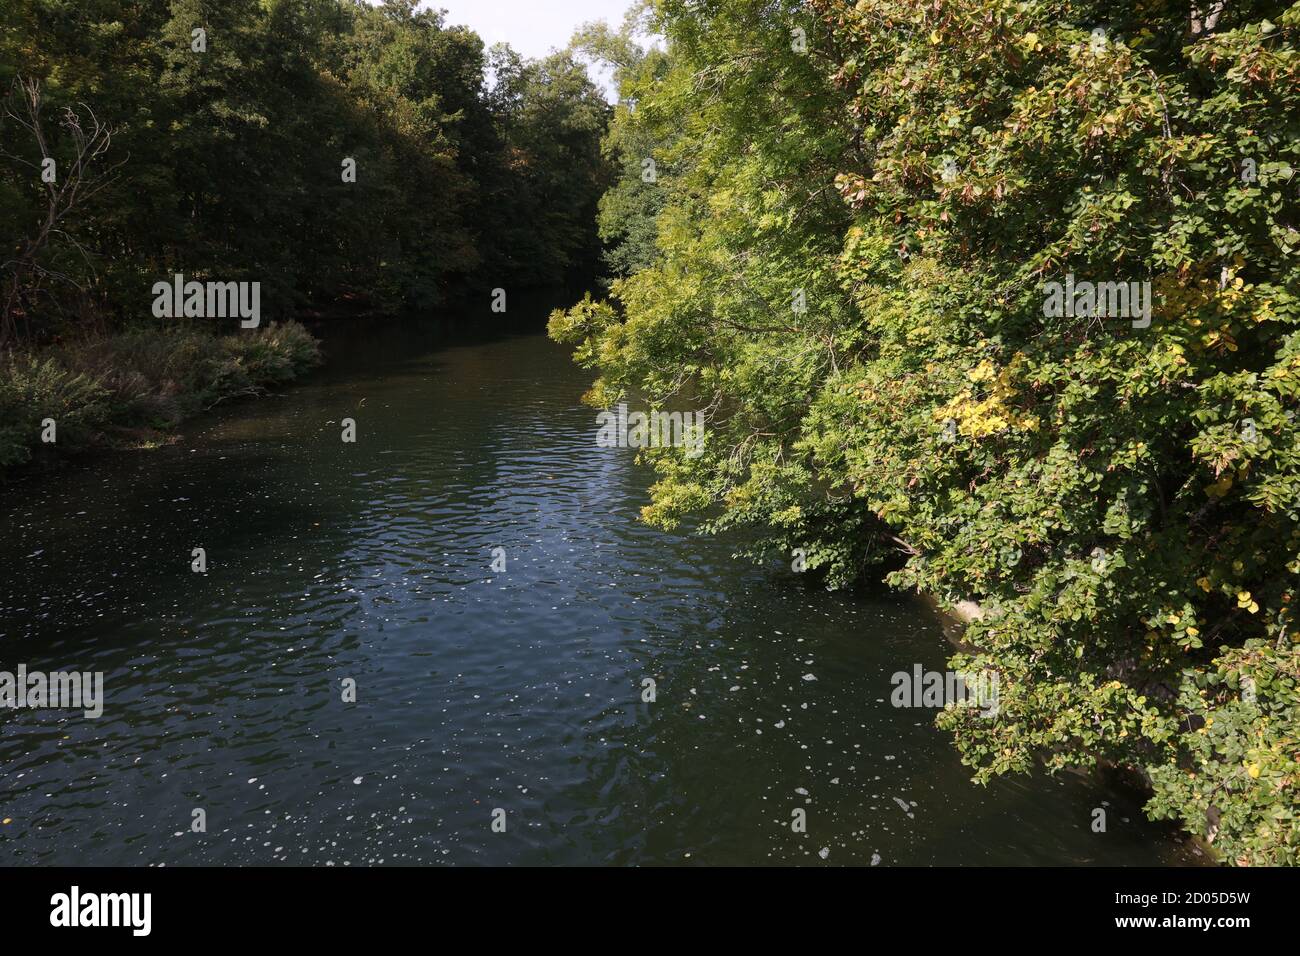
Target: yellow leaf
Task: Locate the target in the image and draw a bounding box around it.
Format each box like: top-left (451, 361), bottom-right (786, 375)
top-left (1206, 475), bottom-right (1233, 497)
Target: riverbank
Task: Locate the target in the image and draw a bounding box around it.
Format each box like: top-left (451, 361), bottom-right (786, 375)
top-left (0, 321), bottom-right (320, 483)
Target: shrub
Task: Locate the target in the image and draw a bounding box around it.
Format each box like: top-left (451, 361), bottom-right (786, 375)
top-left (0, 321), bottom-right (320, 478)
top-left (0, 357), bottom-right (110, 467)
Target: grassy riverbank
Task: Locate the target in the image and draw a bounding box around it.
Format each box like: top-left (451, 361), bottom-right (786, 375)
top-left (0, 321), bottom-right (320, 481)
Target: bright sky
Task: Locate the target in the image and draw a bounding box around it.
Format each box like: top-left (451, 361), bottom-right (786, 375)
top-left (423, 0), bottom-right (634, 98)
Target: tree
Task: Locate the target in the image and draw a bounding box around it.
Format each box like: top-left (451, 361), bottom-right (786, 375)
top-left (552, 0), bottom-right (1300, 864)
top-left (1, 77), bottom-right (118, 345)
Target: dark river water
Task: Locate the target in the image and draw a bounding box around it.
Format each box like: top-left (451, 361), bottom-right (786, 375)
top-left (0, 302), bottom-right (1202, 865)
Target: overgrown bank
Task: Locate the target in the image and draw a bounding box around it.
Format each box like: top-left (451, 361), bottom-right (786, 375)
top-left (1, 320), bottom-right (319, 479)
top-left (552, 1), bottom-right (1300, 864)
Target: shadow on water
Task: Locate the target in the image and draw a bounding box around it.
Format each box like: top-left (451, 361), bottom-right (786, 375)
top-left (0, 295), bottom-right (1204, 865)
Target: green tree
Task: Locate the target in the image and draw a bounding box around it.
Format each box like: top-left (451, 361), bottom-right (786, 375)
top-left (1, 0), bottom-right (612, 338)
top-left (552, 0), bottom-right (1300, 864)
top-left (483, 43), bottom-right (613, 287)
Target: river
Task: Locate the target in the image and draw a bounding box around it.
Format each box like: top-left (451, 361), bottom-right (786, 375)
top-left (0, 301), bottom-right (1202, 865)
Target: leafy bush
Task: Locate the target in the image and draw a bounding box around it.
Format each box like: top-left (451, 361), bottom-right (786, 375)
top-left (0, 321), bottom-right (320, 478)
top-left (0, 357), bottom-right (110, 467)
top-left (222, 319), bottom-right (322, 386)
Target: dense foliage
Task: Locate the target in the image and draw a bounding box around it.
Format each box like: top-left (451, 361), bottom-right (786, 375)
top-left (552, 0), bottom-right (1300, 864)
top-left (1, 0), bottom-right (611, 342)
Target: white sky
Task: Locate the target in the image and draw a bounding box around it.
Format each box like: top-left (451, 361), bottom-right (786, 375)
top-left (423, 0), bottom-right (635, 98)
top-left (426, 0), bottom-right (631, 59)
